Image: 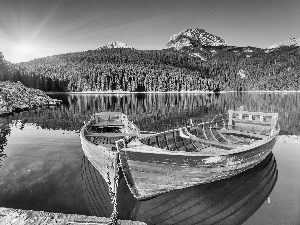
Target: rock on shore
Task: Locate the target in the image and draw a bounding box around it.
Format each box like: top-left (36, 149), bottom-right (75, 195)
top-left (0, 81), bottom-right (54, 115)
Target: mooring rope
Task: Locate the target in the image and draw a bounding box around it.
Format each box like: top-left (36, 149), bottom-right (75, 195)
top-left (106, 149), bottom-right (120, 225)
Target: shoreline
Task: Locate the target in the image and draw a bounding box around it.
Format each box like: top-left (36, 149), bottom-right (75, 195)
top-left (46, 90), bottom-right (300, 94)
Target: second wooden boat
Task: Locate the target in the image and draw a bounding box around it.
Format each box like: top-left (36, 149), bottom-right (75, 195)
top-left (117, 110), bottom-right (279, 199)
top-left (81, 152), bottom-right (278, 225)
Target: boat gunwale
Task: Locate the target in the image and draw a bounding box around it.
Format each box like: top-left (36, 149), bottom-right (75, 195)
top-left (124, 122), bottom-right (280, 157)
top-left (80, 112), bottom-right (140, 149)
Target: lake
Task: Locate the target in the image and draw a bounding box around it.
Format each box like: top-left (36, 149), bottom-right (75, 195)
top-left (0, 92), bottom-right (299, 224)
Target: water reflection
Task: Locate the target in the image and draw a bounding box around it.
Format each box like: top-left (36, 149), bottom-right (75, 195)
top-left (0, 92), bottom-right (296, 220)
top-left (0, 123), bottom-right (90, 215)
top-left (2, 92), bottom-right (300, 134)
top-left (81, 153), bottom-right (278, 225)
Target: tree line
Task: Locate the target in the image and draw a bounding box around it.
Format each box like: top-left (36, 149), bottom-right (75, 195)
top-left (0, 45), bottom-right (300, 92)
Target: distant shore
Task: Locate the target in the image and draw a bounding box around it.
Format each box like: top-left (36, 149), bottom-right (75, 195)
top-left (51, 90), bottom-right (300, 94)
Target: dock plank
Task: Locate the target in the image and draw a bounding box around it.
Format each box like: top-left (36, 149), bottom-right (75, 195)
top-left (0, 207), bottom-right (146, 225)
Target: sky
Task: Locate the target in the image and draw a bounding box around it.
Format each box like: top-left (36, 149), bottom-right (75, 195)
top-left (0, 0), bottom-right (299, 63)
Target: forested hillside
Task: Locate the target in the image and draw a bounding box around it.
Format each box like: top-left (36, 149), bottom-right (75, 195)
top-left (0, 45), bottom-right (299, 92)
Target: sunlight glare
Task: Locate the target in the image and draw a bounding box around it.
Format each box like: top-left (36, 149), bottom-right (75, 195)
top-left (16, 43), bottom-right (33, 54)
top-left (11, 41), bottom-right (38, 63)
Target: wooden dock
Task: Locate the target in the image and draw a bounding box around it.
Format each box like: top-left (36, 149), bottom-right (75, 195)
top-left (0, 207), bottom-right (146, 225)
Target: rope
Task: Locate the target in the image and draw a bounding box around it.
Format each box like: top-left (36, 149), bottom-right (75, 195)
top-left (106, 150), bottom-right (119, 225)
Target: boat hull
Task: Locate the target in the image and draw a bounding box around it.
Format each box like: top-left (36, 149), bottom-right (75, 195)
top-left (80, 127), bottom-right (119, 194)
top-left (119, 136), bottom-right (277, 200)
top-left (81, 152), bottom-right (277, 224)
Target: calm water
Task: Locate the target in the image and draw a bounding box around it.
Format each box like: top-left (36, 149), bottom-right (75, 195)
top-left (0, 92), bottom-right (299, 224)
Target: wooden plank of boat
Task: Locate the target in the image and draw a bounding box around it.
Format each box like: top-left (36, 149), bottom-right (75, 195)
top-left (81, 156), bottom-right (113, 218)
top-left (82, 149), bottom-right (277, 225)
top-left (115, 110), bottom-right (279, 200)
top-left (80, 111), bottom-right (141, 206)
top-left (180, 128), bottom-right (236, 149)
top-left (228, 110), bottom-right (278, 117)
top-left (119, 131), bottom-right (278, 200)
top-left (81, 110), bottom-right (279, 202)
top-left (131, 153), bottom-right (277, 225)
top-left (228, 110), bottom-right (278, 130)
top-left (91, 122), bottom-right (125, 127)
top-left (187, 135), bottom-right (236, 150)
top-left (219, 129), bottom-right (267, 139)
top-left (85, 132), bottom-right (138, 138)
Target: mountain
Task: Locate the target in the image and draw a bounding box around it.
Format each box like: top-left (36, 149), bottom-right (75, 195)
top-left (269, 37), bottom-right (300, 49)
top-left (165, 28), bottom-right (226, 50)
top-left (97, 41), bottom-right (133, 50)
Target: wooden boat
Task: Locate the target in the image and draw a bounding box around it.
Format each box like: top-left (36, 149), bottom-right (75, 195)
top-left (117, 110), bottom-right (279, 199)
top-left (80, 111), bottom-right (141, 196)
top-left (80, 110), bottom-right (279, 201)
top-left (81, 152), bottom-right (278, 224)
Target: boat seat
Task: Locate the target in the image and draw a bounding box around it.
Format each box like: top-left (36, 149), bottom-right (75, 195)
top-left (91, 122), bottom-right (125, 127)
top-left (220, 129), bottom-right (265, 139)
top-left (85, 132), bottom-right (138, 138)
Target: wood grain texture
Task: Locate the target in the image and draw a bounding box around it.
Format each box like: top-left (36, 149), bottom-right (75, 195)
top-left (120, 137), bottom-right (277, 199)
top-left (0, 207), bottom-right (146, 225)
top-left (81, 156), bottom-right (114, 218)
top-left (82, 153), bottom-right (277, 225)
top-left (132, 154), bottom-right (277, 225)
top-left (80, 130), bottom-right (119, 195)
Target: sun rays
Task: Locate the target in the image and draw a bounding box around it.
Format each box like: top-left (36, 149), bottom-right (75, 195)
top-left (0, 0), bottom-right (63, 63)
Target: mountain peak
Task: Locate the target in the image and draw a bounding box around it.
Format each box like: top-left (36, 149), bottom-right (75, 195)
top-left (165, 28), bottom-right (226, 50)
top-left (269, 37), bottom-right (300, 49)
top-left (97, 41), bottom-right (133, 50)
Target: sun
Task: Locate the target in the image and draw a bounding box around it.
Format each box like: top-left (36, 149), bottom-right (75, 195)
top-left (16, 43), bottom-right (33, 55)
top-left (10, 41), bottom-right (38, 63)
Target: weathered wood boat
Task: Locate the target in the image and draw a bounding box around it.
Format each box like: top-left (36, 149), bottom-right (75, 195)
top-left (81, 152), bottom-right (278, 224)
top-left (80, 112), bottom-right (141, 196)
top-left (80, 110), bottom-right (279, 201)
top-left (117, 110), bottom-right (279, 200)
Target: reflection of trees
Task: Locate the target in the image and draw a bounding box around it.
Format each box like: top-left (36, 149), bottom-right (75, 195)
top-left (3, 93), bottom-right (300, 134)
top-left (0, 123), bottom-right (10, 166)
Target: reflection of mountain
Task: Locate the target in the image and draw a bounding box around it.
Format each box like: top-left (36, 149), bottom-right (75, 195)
top-left (4, 92), bottom-right (300, 134)
top-left (81, 153), bottom-right (277, 224)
